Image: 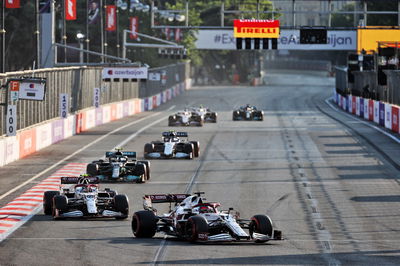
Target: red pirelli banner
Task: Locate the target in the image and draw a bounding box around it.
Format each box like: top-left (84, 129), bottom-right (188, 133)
top-left (234, 19), bottom-right (280, 38)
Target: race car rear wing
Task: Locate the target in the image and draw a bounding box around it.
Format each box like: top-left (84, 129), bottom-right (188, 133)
top-left (143, 194), bottom-right (190, 211)
top-left (105, 151), bottom-right (136, 158)
top-left (60, 176), bottom-right (100, 184)
top-left (162, 132), bottom-right (188, 138)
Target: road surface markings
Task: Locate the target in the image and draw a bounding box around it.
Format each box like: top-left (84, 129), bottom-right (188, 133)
top-left (0, 163), bottom-right (86, 243)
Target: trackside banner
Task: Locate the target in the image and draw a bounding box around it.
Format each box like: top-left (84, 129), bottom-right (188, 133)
top-left (102, 67), bottom-right (148, 79)
top-left (195, 30), bottom-right (356, 50)
top-left (233, 19), bottom-right (280, 38)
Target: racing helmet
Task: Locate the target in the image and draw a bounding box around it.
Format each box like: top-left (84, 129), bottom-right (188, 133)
top-left (193, 205), bottom-right (213, 214)
top-left (78, 175), bottom-right (90, 184)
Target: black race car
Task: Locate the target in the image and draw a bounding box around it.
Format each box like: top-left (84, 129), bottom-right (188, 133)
top-left (86, 148), bottom-right (150, 183)
top-left (131, 192), bottom-right (283, 243)
top-left (144, 131), bottom-right (200, 159)
top-left (43, 176), bottom-right (129, 220)
top-left (232, 104), bottom-right (264, 121)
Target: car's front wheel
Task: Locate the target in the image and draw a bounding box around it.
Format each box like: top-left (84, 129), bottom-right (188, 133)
top-left (114, 194), bottom-right (129, 219)
top-left (249, 214), bottom-right (273, 243)
top-left (132, 210), bottom-right (157, 238)
top-left (186, 215), bottom-right (208, 242)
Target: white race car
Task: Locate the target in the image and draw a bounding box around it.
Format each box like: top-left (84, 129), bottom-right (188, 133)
top-left (43, 176), bottom-right (129, 219)
top-left (168, 109), bottom-right (204, 126)
top-left (191, 106), bottom-right (217, 123)
top-left (131, 192), bottom-right (282, 243)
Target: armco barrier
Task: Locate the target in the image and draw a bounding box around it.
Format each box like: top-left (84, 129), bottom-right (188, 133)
top-left (333, 90), bottom-right (400, 135)
top-left (0, 81), bottom-right (190, 167)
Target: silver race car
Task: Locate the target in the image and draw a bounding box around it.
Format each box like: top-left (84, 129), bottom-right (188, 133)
top-left (131, 192), bottom-right (282, 243)
top-left (43, 176), bottom-right (129, 220)
top-left (191, 106), bottom-right (217, 123)
top-left (144, 131), bottom-right (200, 159)
top-left (168, 109), bottom-right (204, 126)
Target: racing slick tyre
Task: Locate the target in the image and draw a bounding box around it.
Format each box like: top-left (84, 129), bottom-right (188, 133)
top-left (190, 141), bottom-right (200, 157)
top-left (52, 195), bottom-right (68, 219)
top-left (249, 214), bottom-right (273, 243)
top-left (210, 112), bottom-right (217, 123)
top-left (43, 191), bottom-right (60, 215)
top-left (184, 143), bottom-right (194, 159)
top-left (232, 112), bottom-right (239, 121)
top-left (168, 116), bottom-right (176, 126)
top-left (138, 160), bottom-right (151, 180)
top-left (132, 164), bottom-right (147, 183)
top-left (144, 143), bottom-right (154, 158)
top-left (114, 194), bottom-right (129, 219)
top-left (131, 210), bottom-right (157, 238)
top-left (86, 163), bottom-right (99, 176)
top-left (186, 215), bottom-right (209, 242)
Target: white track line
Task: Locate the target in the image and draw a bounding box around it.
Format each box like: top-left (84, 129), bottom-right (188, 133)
top-left (325, 98), bottom-right (400, 144)
top-left (0, 106), bottom-right (175, 201)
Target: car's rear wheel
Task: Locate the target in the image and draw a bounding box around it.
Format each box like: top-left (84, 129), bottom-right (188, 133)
top-left (168, 116), bottom-right (176, 126)
top-left (132, 210), bottom-right (157, 238)
top-left (211, 112), bottom-right (217, 123)
top-left (190, 141), bottom-right (200, 157)
top-left (86, 163), bottom-right (99, 176)
top-left (184, 143), bottom-right (194, 159)
top-left (186, 215), bottom-right (208, 242)
top-left (138, 160), bottom-right (151, 180)
top-left (114, 194), bottom-right (129, 219)
top-left (43, 191), bottom-right (60, 215)
top-left (249, 214), bottom-right (273, 243)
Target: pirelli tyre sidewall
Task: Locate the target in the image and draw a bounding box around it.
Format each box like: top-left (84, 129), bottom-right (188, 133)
top-left (190, 141), bottom-right (200, 157)
top-left (86, 163), bottom-right (99, 176)
top-left (186, 215), bottom-right (209, 242)
top-left (250, 214), bottom-right (273, 243)
top-left (132, 210), bottom-right (157, 238)
top-left (43, 191), bottom-right (60, 215)
top-left (52, 195), bottom-right (68, 219)
top-left (114, 194), bottom-right (129, 219)
top-left (138, 160), bottom-right (151, 180)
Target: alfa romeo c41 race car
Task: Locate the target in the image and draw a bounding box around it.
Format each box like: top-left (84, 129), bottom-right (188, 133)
top-left (191, 106), bottom-right (217, 123)
top-left (86, 148), bottom-right (150, 182)
top-left (131, 192), bottom-right (282, 243)
top-left (232, 104), bottom-right (264, 121)
top-left (43, 176), bottom-right (129, 219)
top-left (168, 109), bottom-right (204, 126)
top-left (144, 131), bottom-right (200, 159)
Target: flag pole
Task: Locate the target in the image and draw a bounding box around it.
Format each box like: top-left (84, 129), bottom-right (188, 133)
top-left (1, 0), bottom-right (5, 72)
top-left (63, 0), bottom-right (67, 62)
top-left (86, 0), bottom-right (90, 63)
top-left (35, 0), bottom-right (41, 68)
top-left (100, 0), bottom-right (104, 63)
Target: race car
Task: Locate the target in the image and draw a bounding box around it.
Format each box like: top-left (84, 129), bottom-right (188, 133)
top-left (144, 131), bottom-right (200, 159)
top-left (191, 106), bottom-right (217, 123)
top-left (86, 148), bottom-right (150, 183)
top-left (43, 176), bottom-right (129, 220)
top-left (131, 192), bottom-right (282, 243)
top-left (232, 104), bottom-right (264, 121)
top-left (168, 109), bottom-right (204, 126)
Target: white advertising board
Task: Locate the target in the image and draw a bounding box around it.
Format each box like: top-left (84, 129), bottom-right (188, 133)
top-left (195, 30), bottom-right (356, 50)
top-left (19, 81), bottom-right (46, 101)
top-left (148, 72), bottom-right (161, 81)
top-left (102, 67), bottom-right (148, 79)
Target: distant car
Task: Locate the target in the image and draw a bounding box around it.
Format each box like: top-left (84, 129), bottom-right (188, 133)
top-left (233, 104), bottom-right (264, 121)
top-left (86, 148), bottom-right (150, 183)
top-left (43, 176), bottom-right (129, 220)
top-left (131, 192), bottom-right (282, 243)
top-left (144, 131), bottom-right (200, 159)
top-left (191, 106), bottom-right (217, 123)
top-left (168, 109), bottom-right (204, 126)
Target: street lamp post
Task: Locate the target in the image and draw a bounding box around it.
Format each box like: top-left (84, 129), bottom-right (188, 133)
top-left (76, 32), bottom-right (85, 63)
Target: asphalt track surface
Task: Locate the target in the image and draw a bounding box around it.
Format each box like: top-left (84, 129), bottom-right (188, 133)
top-left (1, 70), bottom-right (400, 265)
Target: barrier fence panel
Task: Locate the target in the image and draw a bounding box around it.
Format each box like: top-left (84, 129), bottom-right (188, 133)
top-left (0, 62), bottom-right (189, 136)
top-left (384, 70), bottom-right (400, 106)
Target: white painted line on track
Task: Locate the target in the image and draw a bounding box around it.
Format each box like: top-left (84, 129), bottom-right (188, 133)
top-left (325, 98), bottom-right (400, 144)
top-left (0, 106), bottom-right (175, 201)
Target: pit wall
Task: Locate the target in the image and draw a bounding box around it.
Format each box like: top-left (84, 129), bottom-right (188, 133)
top-left (0, 80), bottom-right (190, 167)
top-left (333, 89), bottom-right (399, 134)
